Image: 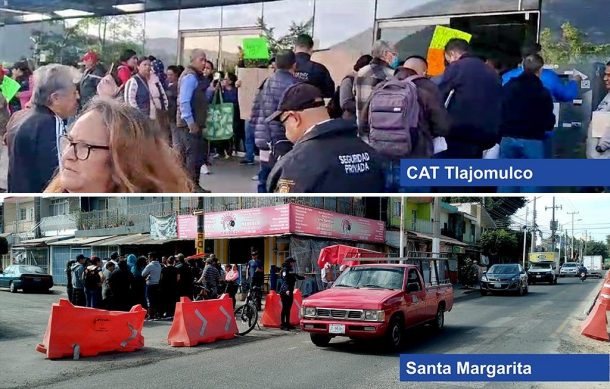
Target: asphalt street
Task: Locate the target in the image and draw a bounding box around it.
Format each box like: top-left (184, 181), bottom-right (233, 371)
top-left (0, 276), bottom-right (607, 389)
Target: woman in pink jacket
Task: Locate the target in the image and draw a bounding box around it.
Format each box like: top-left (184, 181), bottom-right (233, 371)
top-left (225, 264), bottom-right (240, 308)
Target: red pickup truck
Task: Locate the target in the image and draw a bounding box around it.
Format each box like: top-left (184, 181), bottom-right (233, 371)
top-left (301, 263), bottom-right (454, 350)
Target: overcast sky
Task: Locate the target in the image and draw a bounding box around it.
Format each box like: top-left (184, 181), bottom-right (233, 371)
top-left (511, 195), bottom-right (610, 242)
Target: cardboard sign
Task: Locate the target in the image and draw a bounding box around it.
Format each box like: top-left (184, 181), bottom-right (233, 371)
top-left (427, 26), bottom-right (472, 76)
top-left (236, 67), bottom-right (273, 120)
top-left (0, 76), bottom-right (21, 102)
top-left (242, 37), bottom-right (270, 60)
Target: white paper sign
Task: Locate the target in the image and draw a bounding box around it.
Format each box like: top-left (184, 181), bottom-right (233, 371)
top-left (591, 111), bottom-right (610, 138)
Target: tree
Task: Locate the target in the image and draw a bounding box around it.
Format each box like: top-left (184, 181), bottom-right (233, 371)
top-left (480, 229), bottom-right (520, 263)
top-left (246, 17), bottom-right (314, 67)
top-left (585, 241), bottom-right (608, 258)
top-left (540, 22), bottom-right (610, 65)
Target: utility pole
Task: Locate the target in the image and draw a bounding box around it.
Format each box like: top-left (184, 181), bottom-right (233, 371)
top-left (567, 211), bottom-right (579, 260)
top-left (399, 197), bottom-right (405, 262)
top-left (522, 206), bottom-right (528, 268)
top-left (531, 198), bottom-right (537, 254)
top-left (195, 197), bottom-right (205, 254)
top-left (432, 197), bottom-right (441, 284)
top-left (583, 230), bottom-right (588, 258)
top-left (545, 197), bottom-right (562, 251)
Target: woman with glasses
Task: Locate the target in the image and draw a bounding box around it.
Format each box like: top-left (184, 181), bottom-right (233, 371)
top-left (44, 98), bottom-right (193, 193)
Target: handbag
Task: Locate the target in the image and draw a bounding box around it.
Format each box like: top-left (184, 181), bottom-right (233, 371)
top-left (204, 88), bottom-right (234, 141)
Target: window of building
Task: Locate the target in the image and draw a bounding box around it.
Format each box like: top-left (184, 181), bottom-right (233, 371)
top-left (393, 201), bottom-right (401, 218)
top-left (262, 0), bottom-right (314, 40)
top-left (19, 209), bottom-right (27, 221)
top-left (411, 210), bottom-right (417, 230)
top-left (222, 2), bottom-right (263, 29)
top-left (376, 0), bottom-right (527, 20)
top-left (50, 200), bottom-right (69, 216)
top-left (179, 6), bottom-right (222, 30)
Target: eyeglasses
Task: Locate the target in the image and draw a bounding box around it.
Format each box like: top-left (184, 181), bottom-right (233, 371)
top-left (60, 135), bottom-right (110, 161)
top-left (280, 113), bottom-right (292, 124)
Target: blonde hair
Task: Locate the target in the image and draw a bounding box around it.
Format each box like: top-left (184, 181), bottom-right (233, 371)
top-left (45, 97), bottom-right (194, 193)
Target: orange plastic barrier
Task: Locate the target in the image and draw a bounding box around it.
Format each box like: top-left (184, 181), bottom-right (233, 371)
top-left (35, 299), bottom-right (146, 359)
top-left (581, 281), bottom-right (610, 341)
top-left (261, 289), bottom-right (301, 328)
top-left (167, 294), bottom-right (238, 347)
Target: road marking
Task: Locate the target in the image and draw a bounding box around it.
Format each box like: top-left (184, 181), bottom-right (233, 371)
top-left (195, 309), bottom-right (207, 336)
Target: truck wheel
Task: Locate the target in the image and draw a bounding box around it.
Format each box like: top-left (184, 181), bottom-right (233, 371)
top-left (432, 306), bottom-right (445, 331)
top-left (310, 334), bottom-right (331, 347)
top-left (384, 316), bottom-right (404, 351)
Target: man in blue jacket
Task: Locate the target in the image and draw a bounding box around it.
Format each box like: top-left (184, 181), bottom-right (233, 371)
top-left (8, 64), bottom-right (79, 193)
top-left (502, 42), bottom-right (579, 102)
top-left (250, 50), bottom-right (298, 193)
top-left (293, 34), bottom-right (335, 99)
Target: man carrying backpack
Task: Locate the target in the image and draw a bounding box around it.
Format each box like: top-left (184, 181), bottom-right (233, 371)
top-left (83, 257), bottom-right (103, 308)
top-left (374, 59), bottom-right (450, 192)
top-left (266, 83), bottom-right (385, 193)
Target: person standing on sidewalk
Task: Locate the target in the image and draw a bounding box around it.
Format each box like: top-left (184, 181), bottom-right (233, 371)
top-left (279, 257), bottom-right (304, 330)
top-left (160, 256), bottom-right (179, 318)
top-left (65, 259), bottom-right (75, 303)
top-left (176, 49), bottom-right (211, 192)
top-left (293, 34), bottom-right (335, 98)
top-left (83, 257), bottom-right (103, 308)
top-left (70, 255), bottom-right (86, 306)
top-left (142, 255), bottom-right (162, 320)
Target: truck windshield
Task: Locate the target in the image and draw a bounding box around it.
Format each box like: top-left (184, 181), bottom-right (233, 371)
top-left (334, 267), bottom-right (404, 290)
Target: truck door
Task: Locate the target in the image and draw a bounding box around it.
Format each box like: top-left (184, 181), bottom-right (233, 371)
top-left (405, 268), bottom-right (426, 326)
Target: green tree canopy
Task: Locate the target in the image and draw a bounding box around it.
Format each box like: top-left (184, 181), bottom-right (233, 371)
top-left (540, 22), bottom-right (610, 65)
top-left (480, 229), bottom-right (522, 262)
top-left (585, 241), bottom-right (609, 258)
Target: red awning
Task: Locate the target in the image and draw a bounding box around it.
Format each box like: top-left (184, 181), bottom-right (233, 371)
top-left (317, 245), bottom-right (384, 268)
top-left (185, 253), bottom-right (211, 261)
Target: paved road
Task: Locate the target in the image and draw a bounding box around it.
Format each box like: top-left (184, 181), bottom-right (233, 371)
top-left (1, 276), bottom-right (606, 389)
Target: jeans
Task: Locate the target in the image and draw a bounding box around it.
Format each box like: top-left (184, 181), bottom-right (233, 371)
top-left (146, 284), bottom-right (161, 317)
top-left (499, 136), bottom-right (544, 193)
top-left (244, 122), bottom-right (255, 162)
top-left (258, 161), bottom-right (272, 193)
top-left (85, 288), bottom-right (101, 308)
top-left (280, 290), bottom-right (294, 328)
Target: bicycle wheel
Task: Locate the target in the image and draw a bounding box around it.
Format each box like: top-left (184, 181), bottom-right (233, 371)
top-left (234, 303), bottom-right (258, 336)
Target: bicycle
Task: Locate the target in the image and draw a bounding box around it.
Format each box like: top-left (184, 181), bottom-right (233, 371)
top-left (234, 284), bottom-right (262, 336)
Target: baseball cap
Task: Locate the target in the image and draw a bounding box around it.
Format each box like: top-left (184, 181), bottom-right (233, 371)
top-left (266, 83), bottom-right (325, 123)
top-left (82, 51), bottom-right (98, 62)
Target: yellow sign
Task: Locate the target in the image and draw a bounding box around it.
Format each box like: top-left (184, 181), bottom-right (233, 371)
top-left (427, 26), bottom-right (472, 77)
top-left (529, 252), bottom-right (557, 263)
top-left (196, 232), bottom-right (205, 254)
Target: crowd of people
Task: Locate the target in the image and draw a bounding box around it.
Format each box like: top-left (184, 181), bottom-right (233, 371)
top-left (64, 251), bottom-right (242, 320)
top-left (1, 33), bottom-right (609, 194)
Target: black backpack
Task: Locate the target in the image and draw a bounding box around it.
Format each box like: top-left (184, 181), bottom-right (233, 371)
top-left (84, 267), bottom-right (101, 289)
top-left (326, 75), bottom-right (353, 119)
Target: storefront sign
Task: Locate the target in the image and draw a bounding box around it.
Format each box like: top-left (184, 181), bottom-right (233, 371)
top-left (177, 215), bottom-right (198, 240)
top-left (176, 205), bottom-right (385, 243)
top-left (290, 205), bottom-right (385, 243)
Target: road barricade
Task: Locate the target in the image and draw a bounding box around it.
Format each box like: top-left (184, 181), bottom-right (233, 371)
top-left (261, 289), bottom-right (301, 328)
top-left (581, 280), bottom-right (610, 341)
top-left (35, 299), bottom-right (146, 359)
top-left (167, 294), bottom-right (238, 347)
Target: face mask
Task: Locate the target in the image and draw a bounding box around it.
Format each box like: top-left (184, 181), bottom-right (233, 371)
top-left (389, 54), bottom-right (401, 70)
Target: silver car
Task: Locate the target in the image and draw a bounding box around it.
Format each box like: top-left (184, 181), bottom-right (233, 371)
top-left (559, 262), bottom-right (580, 277)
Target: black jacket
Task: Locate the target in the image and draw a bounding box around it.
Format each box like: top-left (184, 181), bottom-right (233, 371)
top-left (439, 54), bottom-right (503, 150)
top-left (8, 106), bottom-right (63, 193)
top-left (79, 64), bottom-right (106, 108)
top-left (280, 264), bottom-right (304, 293)
top-left (267, 119), bottom-right (386, 193)
top-left (294, 52), bottom-right (335, 98)
top-left (500, 73), bottom-right (555, 140)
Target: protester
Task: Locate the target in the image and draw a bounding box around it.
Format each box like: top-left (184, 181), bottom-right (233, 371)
top-left (380, 63), bottom-right (450, 192)
top-left (199, 256), bottom-right (221, 299)
top-left (176, 49), bottom-right (211, 191)
top-left (293, 34), bottom-right (335, 98)
top-left (9, 61), bottom-right (33, 113)
top-left (225, 264), bottom-right (239, 308)
top-left (502, 42), bottom-right (579, 102)
top-left (354, 40), bottom-right (398, 138)
top-left (124, 57), bottom-right (168, 122)
top-left (142, 255), bottom-right (162, 320)
top-left (438, 38), bottom-right (503, 159)
top-left (175, 253), bottom-right (194, 299)
top-left (203, 60), bottom-right (215, 84)
top-left (279, 257), bottom-right (304, 330)
top-left (44, 98), bottom-right (193, 193)
top-left (101, 261), bottom-right (116, 309)
top-left (207, 72), bottom-right (240, 159)
top-left (8, 64), bottom-right (79, 193)
top-left (251, 49), bottom-right (299, 193)
top-left (127, 254), bottom-right (137, 274)
top-left (65, 259), bottom-right (76, 303)
top-left (166, 65), bottom-right (182, 132)
top-left (0, 66), bottom-right (9, 138)
top-left (83, 256), bottom-right (103, 308)
top-left (160, 256), bottom-right (179, 318)
top-left (71, 255), bottom-right (86, 306)
top-left (266, 83), bottom-right (385, 193)
top-left (338, 55), bottom-right (372, 121)
top-left (117, 49), bottom-right (138, 86)
top-left (150, 57), bottom-right (168, 89)
top-left (79, 51), bottom-right (106, 109)
top-left (108, 259), bottom-right (133, 311)
top-left (500, 54), bottom-right (555, 161)
top-left (131, 256), bottom-right (148, 309)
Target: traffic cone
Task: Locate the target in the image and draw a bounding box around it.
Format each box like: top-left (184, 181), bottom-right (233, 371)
top-left (581, 300), bottom-right (609, 341)
top-left (599, 282), bottom-right (610, 311)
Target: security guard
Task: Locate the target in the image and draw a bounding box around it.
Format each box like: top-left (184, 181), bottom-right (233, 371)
top-left (279, 257), bottom-right (304, 331)
top-left (266, 83), bottom-right (386, 193)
